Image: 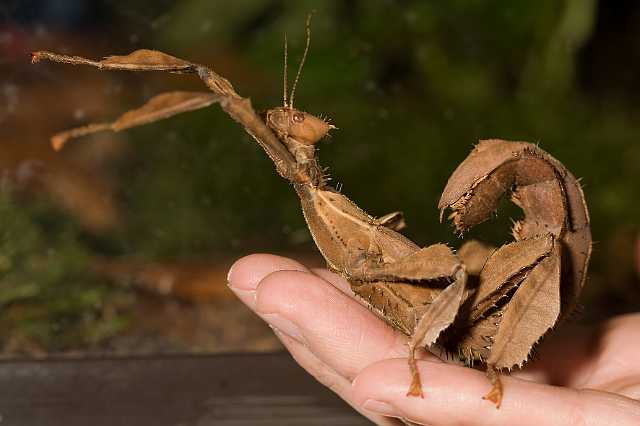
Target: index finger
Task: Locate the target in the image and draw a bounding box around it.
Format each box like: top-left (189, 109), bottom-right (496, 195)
top-left (228, 254), bottom-right (424, 381)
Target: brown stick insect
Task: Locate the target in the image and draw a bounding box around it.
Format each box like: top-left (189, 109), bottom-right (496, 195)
top-left (31, 16), bottom-right (591, 409)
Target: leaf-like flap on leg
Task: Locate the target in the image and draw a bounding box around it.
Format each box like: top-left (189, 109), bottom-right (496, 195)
top-left (405, 268), bottom-right (467, 398)
top-left (112, 92), bottom-right (220, 131)
top-left (469, 235), bottom-right (554, 320)
top-left (51, 91), bottom-right (219, 150)
top-left (410, 268), bottom-right (467, 348)
top-left (102, 49), bottom-right (195, 71)
top-left (32, 49), bottom-right (196, 72)
top-left (488, 244), bottom-right (561, 369)
top-left (411, 269), bottom-right (467, 348)
top-left (364, 244), bottom-right (460, 282)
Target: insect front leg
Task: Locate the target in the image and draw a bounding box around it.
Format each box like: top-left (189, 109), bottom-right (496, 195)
top-left (32, 49), bottom-right (301, 182)
top-left (47, 91), bottom-right (220, 150)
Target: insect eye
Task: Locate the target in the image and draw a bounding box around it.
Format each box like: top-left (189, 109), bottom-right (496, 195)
top-left (293, 112), bottom-right (305, 123)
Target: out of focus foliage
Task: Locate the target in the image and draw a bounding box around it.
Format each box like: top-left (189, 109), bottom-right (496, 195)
top-left (0, 192), bottom-right (131, 353)
top-left (0, 0), bottom-right (638, 353)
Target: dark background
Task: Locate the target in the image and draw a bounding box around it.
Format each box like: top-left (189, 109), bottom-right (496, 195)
top-left (0, 0), bottom-right (638, 356)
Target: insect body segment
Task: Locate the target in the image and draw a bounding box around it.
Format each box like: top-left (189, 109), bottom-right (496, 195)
top-left (266, 106), bottom-right (334, 172)
top-left (266, 107), bottom-right (334, 147)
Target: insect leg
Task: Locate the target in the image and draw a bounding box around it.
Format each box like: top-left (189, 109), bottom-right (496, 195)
top-left (32, 49), bottom-right (300, 181)
top-left (469, 242), bottom-right (561, 409)
top-left (374, 211), bottom-right (406, 231)
top-left (482, 364), bottom-right (503, 408)
top-left (355, 243), bottom-right (460, 283)
top-left (485, 243), bottom-right (562, 370)
top-left (406, 266), bottom-right (466, 397)
top-left (49, 91), bottom-right (220, 150)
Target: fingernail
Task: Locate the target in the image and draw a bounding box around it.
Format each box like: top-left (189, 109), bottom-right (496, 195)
top-left (226, 262), bottom-right (237, 283)
top-left (362, 399), bottom-right (396, 417)
top-left (226, 258), bottom-right (255, 291)
top-left (262, 313), bottom-right (305, 344)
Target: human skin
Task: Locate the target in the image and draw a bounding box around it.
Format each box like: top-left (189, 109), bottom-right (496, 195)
top-left (227, 253), bottom-right (640, 426)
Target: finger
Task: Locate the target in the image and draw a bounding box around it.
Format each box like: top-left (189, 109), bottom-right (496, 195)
top-left (509, 325), bottom-right (594, 385)
top-left (310, 268), bottom-right (352, 295)
top-left (351, 358), bottom-right (640, 426)
top-left (227, 253), bottom-right (310, 306)
top-left (245, 266), bottom-right (419, 381)
top-left (518, 314), bottom-right (640, 391)
top-left (228, 254), bottom-right (435, 380)
top-left (523, 328), bottom-right (596, 385)
top-left (256, 270), bottom-right (415, 379)
top-left (229, 255), bottom-right (409, 424)
top-left (272, 328), bottom-right (402, 426)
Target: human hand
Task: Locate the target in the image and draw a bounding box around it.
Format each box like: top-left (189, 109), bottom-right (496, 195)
top-left (228, 254), bottom-right (640, 425)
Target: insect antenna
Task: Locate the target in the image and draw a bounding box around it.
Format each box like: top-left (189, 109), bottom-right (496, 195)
top-left (289, 12), bottom-right (313, 109)
top-left (283, 33), bottom-right (288, 107)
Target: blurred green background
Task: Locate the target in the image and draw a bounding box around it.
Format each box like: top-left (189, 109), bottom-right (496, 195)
top-left (0, 0), bottom-right (638, 355)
